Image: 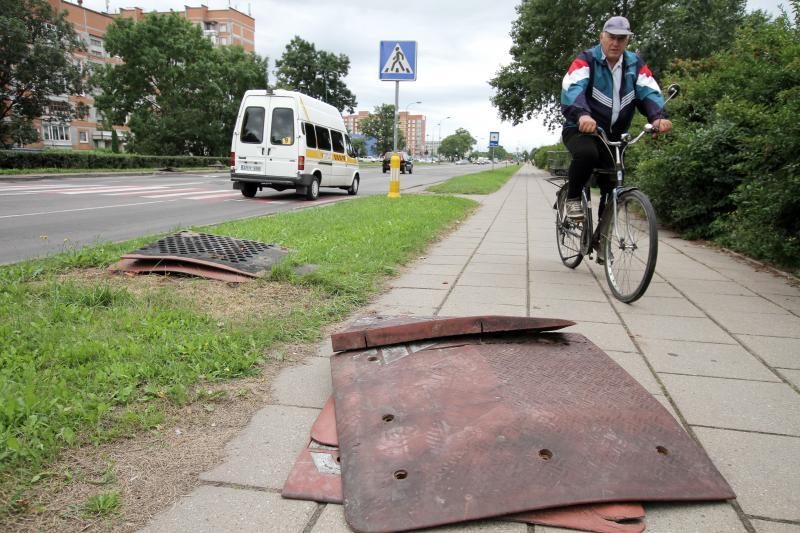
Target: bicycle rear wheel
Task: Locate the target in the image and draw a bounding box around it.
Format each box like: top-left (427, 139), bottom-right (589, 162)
top-left (603, 189), bottom-right (658, 303)
top-left (555, 186), bottom-right (584, 269)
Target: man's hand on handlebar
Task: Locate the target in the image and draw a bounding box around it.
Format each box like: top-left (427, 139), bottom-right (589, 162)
top-left (578, 115), bottom-right (597, 133)
top-left (651, 118), bottom-right (672, 135)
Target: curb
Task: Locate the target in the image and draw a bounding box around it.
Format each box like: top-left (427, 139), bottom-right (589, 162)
top-left (0, 168), bottom-right (229, 181)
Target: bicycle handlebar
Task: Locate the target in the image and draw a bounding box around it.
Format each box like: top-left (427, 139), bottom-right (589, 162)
top-left (592, 83), bottom-right (680, 149)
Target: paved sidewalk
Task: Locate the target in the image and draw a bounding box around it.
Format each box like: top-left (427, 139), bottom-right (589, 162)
top-left (140, 165), bottom-right (800, 533)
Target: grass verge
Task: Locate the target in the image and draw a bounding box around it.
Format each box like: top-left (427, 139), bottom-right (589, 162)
top-left (0, 193), bottom-right (476, 518)
top-left (427, 164), bottom-right (520, 194)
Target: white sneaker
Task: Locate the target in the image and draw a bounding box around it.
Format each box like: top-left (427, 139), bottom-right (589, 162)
top-left (566, 199), bottom-right (584, 221)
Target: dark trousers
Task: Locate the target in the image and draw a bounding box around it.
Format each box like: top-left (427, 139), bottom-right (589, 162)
top-left (562, 128), bottom-right (615, 199)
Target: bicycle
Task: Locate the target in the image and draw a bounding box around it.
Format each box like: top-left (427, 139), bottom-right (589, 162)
top-left (553, 84), bottom-right (679, 303)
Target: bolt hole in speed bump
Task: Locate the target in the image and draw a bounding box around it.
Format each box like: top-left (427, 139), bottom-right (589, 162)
top-left (329, 315), bottom-right (735, 533)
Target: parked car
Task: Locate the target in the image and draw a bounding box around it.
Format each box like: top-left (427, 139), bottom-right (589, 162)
top-left (382, 151), bottom-right (413, 174)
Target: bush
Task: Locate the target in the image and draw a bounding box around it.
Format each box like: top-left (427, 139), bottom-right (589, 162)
top-left (533, 141), bottom-right (565, 169)
top-left (631, 12), bottom-right (800, 270)
top-left (0, 150), bottom-right (224, 170)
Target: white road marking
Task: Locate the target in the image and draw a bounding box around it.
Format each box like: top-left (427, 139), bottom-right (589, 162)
top-left (0, 199), bottom-right (178, 219)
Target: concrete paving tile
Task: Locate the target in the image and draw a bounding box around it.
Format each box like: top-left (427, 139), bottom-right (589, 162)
top-left (735, 335), bottom-right (800, 369)
top-left (365, 303), bottom-right (438, 316)
top-left (563, 321), bottom-right (637, 352)
top-left (439, 301), bottom-right (527, 317)
top-left (529, 297), bottom-right (619, 324)
top-left (139, 486), bottom-right (317, 533)
top-left (638, 338), bottom-right (779, 381)
top-left (418, 254), bottom-right (470, 265)
top-left (459, 272), bottom-right (527, 288)
top-left (670, 278), bottom-right (757, 296)
top-left (427, 245), bottom-right (477, 256)
top-left (200, 405), bottom-right (319, 489)
top-left (777, 368), bottom-right (800, 389)
top-left (704, 310), bottom-right (800, 338)
top-left (411, 263), bottom-right (465, 276)
top-left (652, 394), bottom-right (686, 427)
top-left (770, 294), bottom-right (800, 315)
top-left (622, 315), bottom-right (736, 344)
top-left (642, 502), bottom-right (746, 533)
top-left (471, 253), bottom-right (527, 265)
top-left (316, 339), bottom-right (335, 358)
top-left (635, 281), bottom-right (683, 298)
top-left (689, 293), bottom-right (789, 315)
top-left (739, 279), bottom-right (800, 297)
top-left (272, 357), bottom-right (331, 408)
top-left (659, 374), bottom-right (800, 436)
top-left (529, 257), bottom-right (570, 272)
top-left (751, 519), bottom-right (800, 532)
top-left (606, 350), bottom-right (662, 394)
top-left (447, 285), bottom-right (526, 306)
top-left (477, 245), bottom-right (527, 256)
top-left (615, 296), bottom-right (706, 317)
top-left (389, 273), bottom-right (458, 290)
top-left (654, 261), bottom-right (729, 281)
top-left (311, 504), bottom-right (527, 532)
top-left (466, 262), bottom-right (527, 276)
top-left (531, 281), bottom-right (608, 302)
top-left (530, 269), bottom-right (599, 287)
top-left (694, 427), bottom-right (800, 521)
top-left (372, 287), bottom-right (448, 308)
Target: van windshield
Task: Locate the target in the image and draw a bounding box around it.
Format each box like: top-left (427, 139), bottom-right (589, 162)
top-left (240, 107), bottom-right (265, 144)
top-left (270, 108), bottom-right (294, 145)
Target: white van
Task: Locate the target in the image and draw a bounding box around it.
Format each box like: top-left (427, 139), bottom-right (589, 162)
top-left (229, 89), bottom-right (360, 200)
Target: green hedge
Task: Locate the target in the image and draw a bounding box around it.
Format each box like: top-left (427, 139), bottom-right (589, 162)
top-left (0, 150), bottom-right (225, 170)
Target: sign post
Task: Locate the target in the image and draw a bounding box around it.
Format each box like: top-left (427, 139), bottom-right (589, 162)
top-left (380, 41), bottom-right (417, 198)
top-left (489, 131), bottom-right (499, 170)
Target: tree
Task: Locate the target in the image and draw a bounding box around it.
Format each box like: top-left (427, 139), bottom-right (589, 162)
top-left (0, 0), bottom-right (84, 147)
top-left (350, 137), bottom-right (367, 157)
top-left (274, 36), bottom-right (357, 113)
top-left (360, 104), bottom-right (405, 156)
top-left (439, 128), bottom-right (476, 160)
top-left (490, 0), bottom-right (745, 129)
top-left (93, 13), bottom-right (267, 156)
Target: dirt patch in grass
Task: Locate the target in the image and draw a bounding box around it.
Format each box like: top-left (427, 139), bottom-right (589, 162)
top-left (3, 269), bottom-right (324, 532)
top-left (57, 268), bottom-right (313, 321)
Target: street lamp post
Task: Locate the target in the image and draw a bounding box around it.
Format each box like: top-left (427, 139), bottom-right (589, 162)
top-left (403, 101), bottom-right (422, 155)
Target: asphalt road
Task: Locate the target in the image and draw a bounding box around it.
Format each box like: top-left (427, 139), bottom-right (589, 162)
top-left (0, 163), bottom-right (492, 265)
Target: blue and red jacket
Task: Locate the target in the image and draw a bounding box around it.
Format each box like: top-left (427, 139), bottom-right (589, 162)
top-left (561, 44), bottom-right (667, 138)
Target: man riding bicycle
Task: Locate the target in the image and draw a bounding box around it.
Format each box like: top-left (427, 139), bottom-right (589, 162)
top-left (561, 15), bottom-right (672, 220)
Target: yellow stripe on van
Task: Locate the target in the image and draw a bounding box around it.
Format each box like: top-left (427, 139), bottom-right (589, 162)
top-left (332, 153), bottom-right (347, 162)
top-left (306, 149), bottom-right (323, 159)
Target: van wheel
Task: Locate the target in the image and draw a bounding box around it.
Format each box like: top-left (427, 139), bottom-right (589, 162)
top-left (348, 176), bottom-right (359, 196)
top-left (305, 177), bottom-right (320, 200)
top-left (241, 183), bottom-right (257, 198)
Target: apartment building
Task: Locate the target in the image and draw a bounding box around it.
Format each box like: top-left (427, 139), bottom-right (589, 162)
top-left (342, 110), bottom-right (427, 156)
top-left (29, 1), bottom-right (254, 151)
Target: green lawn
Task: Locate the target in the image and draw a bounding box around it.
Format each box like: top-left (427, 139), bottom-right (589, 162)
top-left (0, 167), bottom-right (219, 175)
top-left (427, 164), bottom-right (520, 194)
top-left (0, 193), bottom-right (476, 515)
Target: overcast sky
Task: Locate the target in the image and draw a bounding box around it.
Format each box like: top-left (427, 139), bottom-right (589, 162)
top-left (81, 0), bottom-right (789, 152)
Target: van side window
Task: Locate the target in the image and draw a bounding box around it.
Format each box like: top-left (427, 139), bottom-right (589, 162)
top-left (315, 126), bottom-right (331, 151)
top-left (304, 122), bottom-right (317, 148)
top-left (330, 130), bottom-right (345, 154)
top-left (270, 107), bottom-right (294, 145)
top-left (240, 107), bottom-right (265, 144)
top-left (345, 135), bottom-right (355, 157)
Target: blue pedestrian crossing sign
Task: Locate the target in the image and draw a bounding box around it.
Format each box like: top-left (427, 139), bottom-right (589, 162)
top-left (489, 132), bottom-right (500, 147)
top-left (380, 41), bottom-right (417, 81)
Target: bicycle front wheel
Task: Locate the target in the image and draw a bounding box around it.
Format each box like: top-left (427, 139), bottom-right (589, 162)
top-left (603, 189), bottom-right (658, 303)
top-left (555, 186), bottom-right (584, 269)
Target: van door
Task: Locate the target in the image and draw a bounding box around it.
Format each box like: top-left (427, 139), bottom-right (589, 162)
top-left (236, 98), bottom-right (267, 176)
top-left (329, 129), bottom-right (348, 185)
top-left (265, 98), bottom-right (297, 178)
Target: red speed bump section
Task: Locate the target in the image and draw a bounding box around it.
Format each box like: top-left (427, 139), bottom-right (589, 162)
top-left (509, 503), bottom-right (646, 533)
top-left (331, 332), bottom-right (734, 533)
top-left (109, 258), bottom-right (253, 283)
top-left (330, 315), bottom-right (576, 352)
top-left (310, 396), bottom-right (337, 447)
top-left (281, 441), bottom-right (342, 504)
